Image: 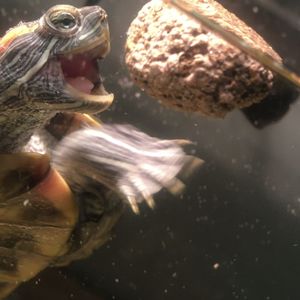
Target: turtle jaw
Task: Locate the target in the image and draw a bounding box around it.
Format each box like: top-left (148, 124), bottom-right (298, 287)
top-left (29, 45), bottom-right (114, 114)
top-left (62, 82), bottom-right (114, 114)
top-left (58, 41), bottom-right (114, 113)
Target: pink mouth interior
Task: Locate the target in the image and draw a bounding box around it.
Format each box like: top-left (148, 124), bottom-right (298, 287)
top-left (66, 77), bottom-right (94, 94)
top-left (60, 54), bottom-right (99, 94)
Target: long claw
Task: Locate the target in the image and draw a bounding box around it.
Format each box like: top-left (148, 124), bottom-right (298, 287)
top-left (180, 156), bottom-right (204, 180)
top-left (143, 193), bottom-right (155, 209)
top-left (172, 139), bottom-right (194, 146)
top-left (127, 196), bottom-right (140, 214)
top-left (166, 178), bottom-right (185, 195)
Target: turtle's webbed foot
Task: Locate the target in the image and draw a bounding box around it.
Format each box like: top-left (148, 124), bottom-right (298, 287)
top-left (53, 124), bottom-right (203, 213)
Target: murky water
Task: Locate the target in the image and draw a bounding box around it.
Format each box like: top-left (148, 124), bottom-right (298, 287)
top-left (0, 0), bottom-right (299, 299)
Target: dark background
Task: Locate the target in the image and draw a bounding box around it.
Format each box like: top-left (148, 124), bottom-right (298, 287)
top-left (1, 0), bottom-right (299, 299)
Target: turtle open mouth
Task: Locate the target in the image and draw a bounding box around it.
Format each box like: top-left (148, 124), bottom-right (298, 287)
top-left (58, 43), bottom-right (113, 113)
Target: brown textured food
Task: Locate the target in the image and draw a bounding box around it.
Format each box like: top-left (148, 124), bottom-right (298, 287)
top-left (125, 0), bottom-right (282, 117)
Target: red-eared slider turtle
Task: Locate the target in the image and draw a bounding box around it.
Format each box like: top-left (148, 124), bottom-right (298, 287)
top-left (0, 5), bottom-right (202, 298)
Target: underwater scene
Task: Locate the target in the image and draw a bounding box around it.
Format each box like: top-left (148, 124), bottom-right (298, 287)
top-left (0, 0), bottom-right (299, 299)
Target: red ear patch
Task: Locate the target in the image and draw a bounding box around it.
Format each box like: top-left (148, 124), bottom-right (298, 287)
top-left (0, 22), bottom-right (38, 54)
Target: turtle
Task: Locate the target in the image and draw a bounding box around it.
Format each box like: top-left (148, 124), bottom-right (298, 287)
top-left (0, 4), bottom-right (201, 299)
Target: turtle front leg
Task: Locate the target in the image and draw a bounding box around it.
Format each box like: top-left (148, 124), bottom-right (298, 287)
top-left (0, 153), bottom-right (78, 299)
top-left (39, 112), bottom-right (203, 214)
top-left (53, 122), bottom-right (203, 214)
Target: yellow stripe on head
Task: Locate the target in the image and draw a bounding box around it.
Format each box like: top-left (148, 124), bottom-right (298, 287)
top-left (0, 22), bottom-right (39, 53)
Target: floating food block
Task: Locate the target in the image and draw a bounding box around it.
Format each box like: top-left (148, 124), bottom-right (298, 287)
top-left (125, 0), bottom-right (282, 117)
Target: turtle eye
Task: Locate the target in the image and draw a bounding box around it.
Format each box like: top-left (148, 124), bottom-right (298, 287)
top-left (50, 12), bottom-right (77, 30)
top-left (44, 6), bottom-right (80, 34)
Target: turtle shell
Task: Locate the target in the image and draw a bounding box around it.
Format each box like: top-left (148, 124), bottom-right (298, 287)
top-left (0, 153), bottom-right (77, 298)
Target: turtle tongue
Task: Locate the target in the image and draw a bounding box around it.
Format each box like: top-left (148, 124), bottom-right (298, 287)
top-left (57, 52), bottom-right (113, 113)
top-left (60, 54), bottom-right (99, 94)
top-left (66, 77), bottom-right (94, 94)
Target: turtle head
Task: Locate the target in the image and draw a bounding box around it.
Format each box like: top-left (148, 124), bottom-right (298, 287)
top-left (0, 5), bottom-right (113, 114)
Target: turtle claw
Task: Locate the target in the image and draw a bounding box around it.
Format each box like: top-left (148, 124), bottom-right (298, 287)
top-left (172, 139), bottom-right (193, 146)
top-left (180, 155), bottom-right (204, 180)
top-left (127, 196), bottom-right (140, 214)
top-left (121, 178), bottom-right (156, 213)
top-left (165, 177), bottom-right (185, 195)
top-left (144, 194), bottom-right (155, 210)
